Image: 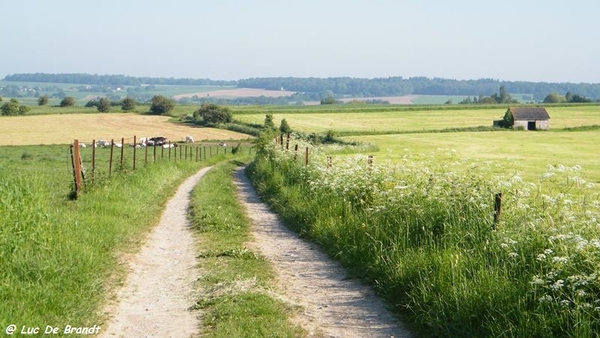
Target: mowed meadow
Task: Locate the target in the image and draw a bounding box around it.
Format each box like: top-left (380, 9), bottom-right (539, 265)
top-left (0, 112), bottom-right (250, 332)
top-left (237, 104), bottom-right (600, 182)
top-left (244, 103), bottom-right (600, 337)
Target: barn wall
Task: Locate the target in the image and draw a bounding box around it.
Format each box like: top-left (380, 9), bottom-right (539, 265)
top-left (513, 120), bottom-right (529, 129)
top-left (513, 120), bottom-right (549, 130)
top-left (536, 120), bottom-right (549, 130)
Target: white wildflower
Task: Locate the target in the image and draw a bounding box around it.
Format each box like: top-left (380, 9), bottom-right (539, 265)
top-left (550, 280), bottom-right (565, 290)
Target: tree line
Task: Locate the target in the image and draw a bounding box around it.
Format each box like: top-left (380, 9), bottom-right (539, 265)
top-left (238, 77), bottom-right (600, 101)
top-left (4, 73), bottom-right (600, 101)
top-left (3, 73), bottom-right (236, 86)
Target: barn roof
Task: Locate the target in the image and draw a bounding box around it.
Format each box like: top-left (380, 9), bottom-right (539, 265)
top-left (508, 107), bottom-right (550, 120)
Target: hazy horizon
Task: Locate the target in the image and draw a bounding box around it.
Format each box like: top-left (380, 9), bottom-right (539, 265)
top-left (2, 0), bottom-right (599, 84)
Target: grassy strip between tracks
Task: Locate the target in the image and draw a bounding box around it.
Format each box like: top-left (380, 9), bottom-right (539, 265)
top-left (188, 159), bottom-right (304, 338)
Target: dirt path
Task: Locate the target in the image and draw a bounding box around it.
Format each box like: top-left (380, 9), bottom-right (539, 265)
top-left (234, 168), bottom-right (412, 338)
top-left (99, 167), bottom-right (212, 338)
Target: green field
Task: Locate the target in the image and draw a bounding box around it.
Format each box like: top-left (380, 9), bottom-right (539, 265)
top-left (233, 105), bottom-right (600, 133)
top-left (346, 130), bottom-right (600, 183)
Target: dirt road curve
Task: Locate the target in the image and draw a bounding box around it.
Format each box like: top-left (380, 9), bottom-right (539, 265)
top-left (234, 167), bottom-right (412, 338)
top-left (100, 167), bottom-right (212, 338)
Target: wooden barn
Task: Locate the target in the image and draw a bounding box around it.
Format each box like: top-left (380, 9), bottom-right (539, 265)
top-left (494, 107), bottom-right (550, 130)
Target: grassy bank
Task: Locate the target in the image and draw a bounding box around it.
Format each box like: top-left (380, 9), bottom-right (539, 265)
top-left (247, 135), bottom-right (600, 337)
top-left (188, 159), bottom-right (303, 337)
top-left (0, 144), bottom-right (236, 333)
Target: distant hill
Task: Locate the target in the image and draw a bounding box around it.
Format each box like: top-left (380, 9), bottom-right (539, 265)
top-left (3, 73), bottom-right (600, 101)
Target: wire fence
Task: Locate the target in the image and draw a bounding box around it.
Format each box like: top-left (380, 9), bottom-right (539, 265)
top-left (69, 136), bottom-right (253, 198)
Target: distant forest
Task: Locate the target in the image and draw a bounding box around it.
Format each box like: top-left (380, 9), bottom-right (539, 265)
top-left (4, 73), bottom-right (600, 101)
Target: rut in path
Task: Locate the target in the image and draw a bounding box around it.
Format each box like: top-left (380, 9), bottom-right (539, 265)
top-left (234, 167), bottom-right (413, 338)
top-left (99, 167), bottom-right (212, 338)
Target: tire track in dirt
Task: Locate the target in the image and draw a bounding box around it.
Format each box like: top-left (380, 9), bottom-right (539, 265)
top-left (99, 167), bottom-right (212, 338)
top-left (234, 167), bottom-right (412, 338)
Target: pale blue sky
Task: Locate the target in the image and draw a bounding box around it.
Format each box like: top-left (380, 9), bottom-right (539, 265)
top-left (2, 0), bottom-right (598, 83)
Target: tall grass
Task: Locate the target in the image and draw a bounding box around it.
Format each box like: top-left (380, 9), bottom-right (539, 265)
top-left (0, 144), bottom-right (234, 332)
top-left (248, 135), bottom-right (600, 337)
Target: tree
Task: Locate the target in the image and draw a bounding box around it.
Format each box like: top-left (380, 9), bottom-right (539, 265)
top-left (97, 97), bottom-right (111, 112)
top-left (85, 99), bottom-right (98, 107)
top-left (60, 96), bottom-right (76, 107)
top-left (279, 118), bottom-right (292, 133)
top-left (502, 110), bottom-right (514, 128)
top-left (264, 114), bottom-right (276, 130)
top-left (37, 95), bottom-right (49, 106)
top-left (569, 94), bottom-right (592, 103)
top-left (121, 97), bottom-right (136, 111)
top-left (490, 86), bottom-right (518, 104)
top-left (320, 96), bottom-right (336, 104)
top-left (1, 98), bottom-right (28, 116)
top-left (149, 95), bottom-right (175, 115)
top-left (565, 91), bottom-right (574, 103)
top-left (543, 93), bottom-right (564, 103)
top-left (193, 103), bottom-right (232, 125)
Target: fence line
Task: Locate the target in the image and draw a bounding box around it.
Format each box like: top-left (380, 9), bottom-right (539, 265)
top-left (69, 137), bottom-right (254, 197)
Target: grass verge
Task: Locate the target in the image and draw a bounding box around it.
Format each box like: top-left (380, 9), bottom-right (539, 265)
top-left (188, 159), bottom-right (304, 338)
top-left (0, 143), bottom-right (240, 334)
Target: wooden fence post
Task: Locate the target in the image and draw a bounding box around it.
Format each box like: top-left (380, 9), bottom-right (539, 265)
top-left (91, 139), bottom-right (96, 176)
top-left (493, 193), bottom-right (503, 229)
top-left (120, 137), bottom-right (125, 167)
top-left (153, 143), bottom-right (157, 162)
top-left (294, 144), bottom-right (298, 160)
top-left (71, 140), bottom-right (83, 196)
top-left (133, 136), bottom-right (137, 170)
top-left (204, 146), bottom-right (207, 160)
top-left (145, 143), bottom-right (148, 164)
top-left (305, 147), bottom-right (309, 167)
top-left (109, 139), bottom-right (114, 177)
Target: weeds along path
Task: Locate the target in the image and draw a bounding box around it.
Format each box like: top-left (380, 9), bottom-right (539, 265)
top-left (234, 168), bottom-right (412, 338)
top-left (100, 167), bottom-right (212, 338)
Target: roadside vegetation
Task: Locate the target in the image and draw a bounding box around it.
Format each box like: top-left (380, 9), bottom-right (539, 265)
top-left (247, 131), bottom-right (600, 337)
top-left (188, 159), bottom-right (304, 337)
top-left (0, 144), bottom-right (233, 331)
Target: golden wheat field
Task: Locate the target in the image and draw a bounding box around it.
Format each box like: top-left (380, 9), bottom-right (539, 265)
top-left (0, 113), bottom-right (251, 146)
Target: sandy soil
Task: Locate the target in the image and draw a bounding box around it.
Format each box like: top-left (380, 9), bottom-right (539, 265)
top-left (174, 88), bottom-right (296, 100)
top-left (99, 167), bottom-right (212, 338)
top-left (234, 167), bottom-right (412, 338)
top-left (0, 113), bottom-right (250, 146)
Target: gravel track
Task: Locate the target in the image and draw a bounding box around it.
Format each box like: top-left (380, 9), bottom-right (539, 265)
top-left (234, 167), bottom-right (412, 338)
top-left (99, 167), bottom-right (212, 338)
top-left (99, 165), bottom-right (412, 338)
